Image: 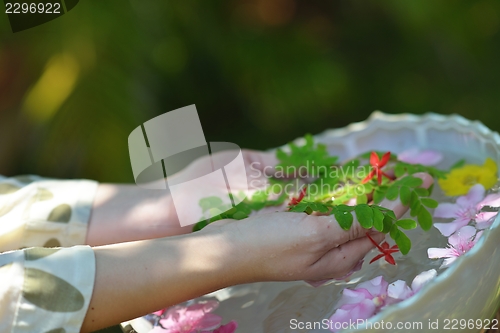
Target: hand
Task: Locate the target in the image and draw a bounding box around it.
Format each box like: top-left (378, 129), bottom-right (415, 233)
top-left (203, 172), bottom-right (434, 283)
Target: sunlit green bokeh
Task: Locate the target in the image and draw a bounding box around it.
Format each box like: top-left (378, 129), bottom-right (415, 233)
top-left (1, 1), bottom-right (499, 182)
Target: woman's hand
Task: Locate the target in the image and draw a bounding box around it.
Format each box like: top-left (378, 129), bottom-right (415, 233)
top-left (203, 172), bottom-right (434, 283)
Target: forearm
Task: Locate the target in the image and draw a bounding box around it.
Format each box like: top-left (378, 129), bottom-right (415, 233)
top-left (86, 184), bottom-right (191, 246)
top-left (81, 228), bottom-right (246, 332)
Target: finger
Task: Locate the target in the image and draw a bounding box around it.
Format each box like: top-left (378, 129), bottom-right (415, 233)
top-left (312, 234), bottom-right (386, 279)
top-left (412, 172), bottom-right (434, 188)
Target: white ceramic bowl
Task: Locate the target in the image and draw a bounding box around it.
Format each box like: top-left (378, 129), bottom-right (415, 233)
top-left (127, 112), bottom-right (500, 333)
top-left (314, 112), bottom-right (500, 333)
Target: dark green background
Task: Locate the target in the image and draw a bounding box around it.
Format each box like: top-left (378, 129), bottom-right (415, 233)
top-left (1, 1), bottom-right (499, 182)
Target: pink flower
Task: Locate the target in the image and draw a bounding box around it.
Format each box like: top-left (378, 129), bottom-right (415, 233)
top-left (428, 226), bottom-right (481, 268)
top-left (329, 276), bottom-right (390, 332)
top-left (329, 271), bottom-right (436, 332)
top-left (149, 301), bottom-right (222, 333)
top-left (397, 148), bottom-right (443, 166)
top-left (434, 184), bottom-right (500, 236)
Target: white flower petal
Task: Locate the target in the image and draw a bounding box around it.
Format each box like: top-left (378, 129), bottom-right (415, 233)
top-left (387, 280), bottom-right (412, 300)
top-left (411, 269), bottom-right (437, 293)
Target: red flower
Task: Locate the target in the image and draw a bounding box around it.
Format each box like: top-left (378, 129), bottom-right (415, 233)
top-left (362, 151), bottom-right (392, 185)
top-left (288, 185), bottom-right (307, 207)
top-left (366, 232), bottom-right (399, 265)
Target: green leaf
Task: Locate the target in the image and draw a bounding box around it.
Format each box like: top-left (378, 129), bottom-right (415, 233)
top-left (421, 198), bottom-right (438, 208)
top-left (251, 190), bottom-right (268, 202)
top-left (309, 202), bottom-right (330, 213)
top-left (336, 204), bottom-right (355, 212)
top-left (405, 164), bottom-right (416, 175)
top-left (413, 188), bottom-right (429, 197)
top-left (399, 186), bottom-right (411, 206)
top-left (199, 197), bottom-right (224, 212)
top-left (248, 201), bottom-right (265, 211)
top-left (311, 175), bottom-right (339, 190)
top-left (409, 191), bottom-right (421, 216)
top-left (332, 194), bottom-right (351, 205)
top-left (373, 208), bottom-right (384, 231)
top-left (341, 159), bottom-right (360, 178)
top-left (334, 209), bottom-right (353, 230)
top-left (275, 134), bottom-right (338, 178)
top-left (394, 162), bottom-right (447, 180)
top-left (360, 183), bottom-right (373, 193)
top-left (382, 215), bottom-right (393, 233)
top-left (385, 210), bottom-right (397, 220)
top-left (238, 204), bottom-right (253, 215)
top-left (394, 230), bottom-right (411, 255)
top-left (354, 165), bottom-right (372, 181)
top-left (355, 204), bottom-right (374, 229)
top-left (410, 203), bottom-right (421, 217)
top-left (289, 201), bottom-right (333, 215)
top-left (276, 148), bottom-right (288, 161)
top-left (373, 188), bottom-right (386, 204)
top-left (385, 185), bottom-right (399, 201)
top-left (224, 207), bottom-right (237, 215)
top-left (192, 220), bottom-right (209, 232)
top-left (209, 214), bottom-right (224, 222)
top-left (232, 210), bottom-right (249, 220)
top-left (356, 194), bottom-right (368, 204)
top-left (396, 218), bottom-right (417, 230)
top-left (394, 163), bottom-right (406, 178)
top-left (400, 176), bottom-right (423, 188)
top-left (417, 207), bottom-right (433, 231)
top-left (428, 183), bottom-right (435, 195)
top-left (288, 202), bottom-right (309, 212)
top-left (389, 224), bottom-right (400, 240)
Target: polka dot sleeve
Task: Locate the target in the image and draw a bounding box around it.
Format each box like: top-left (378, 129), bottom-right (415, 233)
top-left (0, 175), bottom-right (99, 332)
top-left (0, 175), bottom-right (98, 252)
top-left (0, 246), bottom-right (95, 333)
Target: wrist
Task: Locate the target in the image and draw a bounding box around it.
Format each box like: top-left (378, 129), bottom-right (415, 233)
top-left (190, 227), bottom-right (248, 287)
top-left (196, 222), bottom-right (264, 285)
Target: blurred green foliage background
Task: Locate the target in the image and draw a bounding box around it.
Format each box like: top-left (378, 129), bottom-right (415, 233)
top-left (1, 0), bottom-right (499, 182)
